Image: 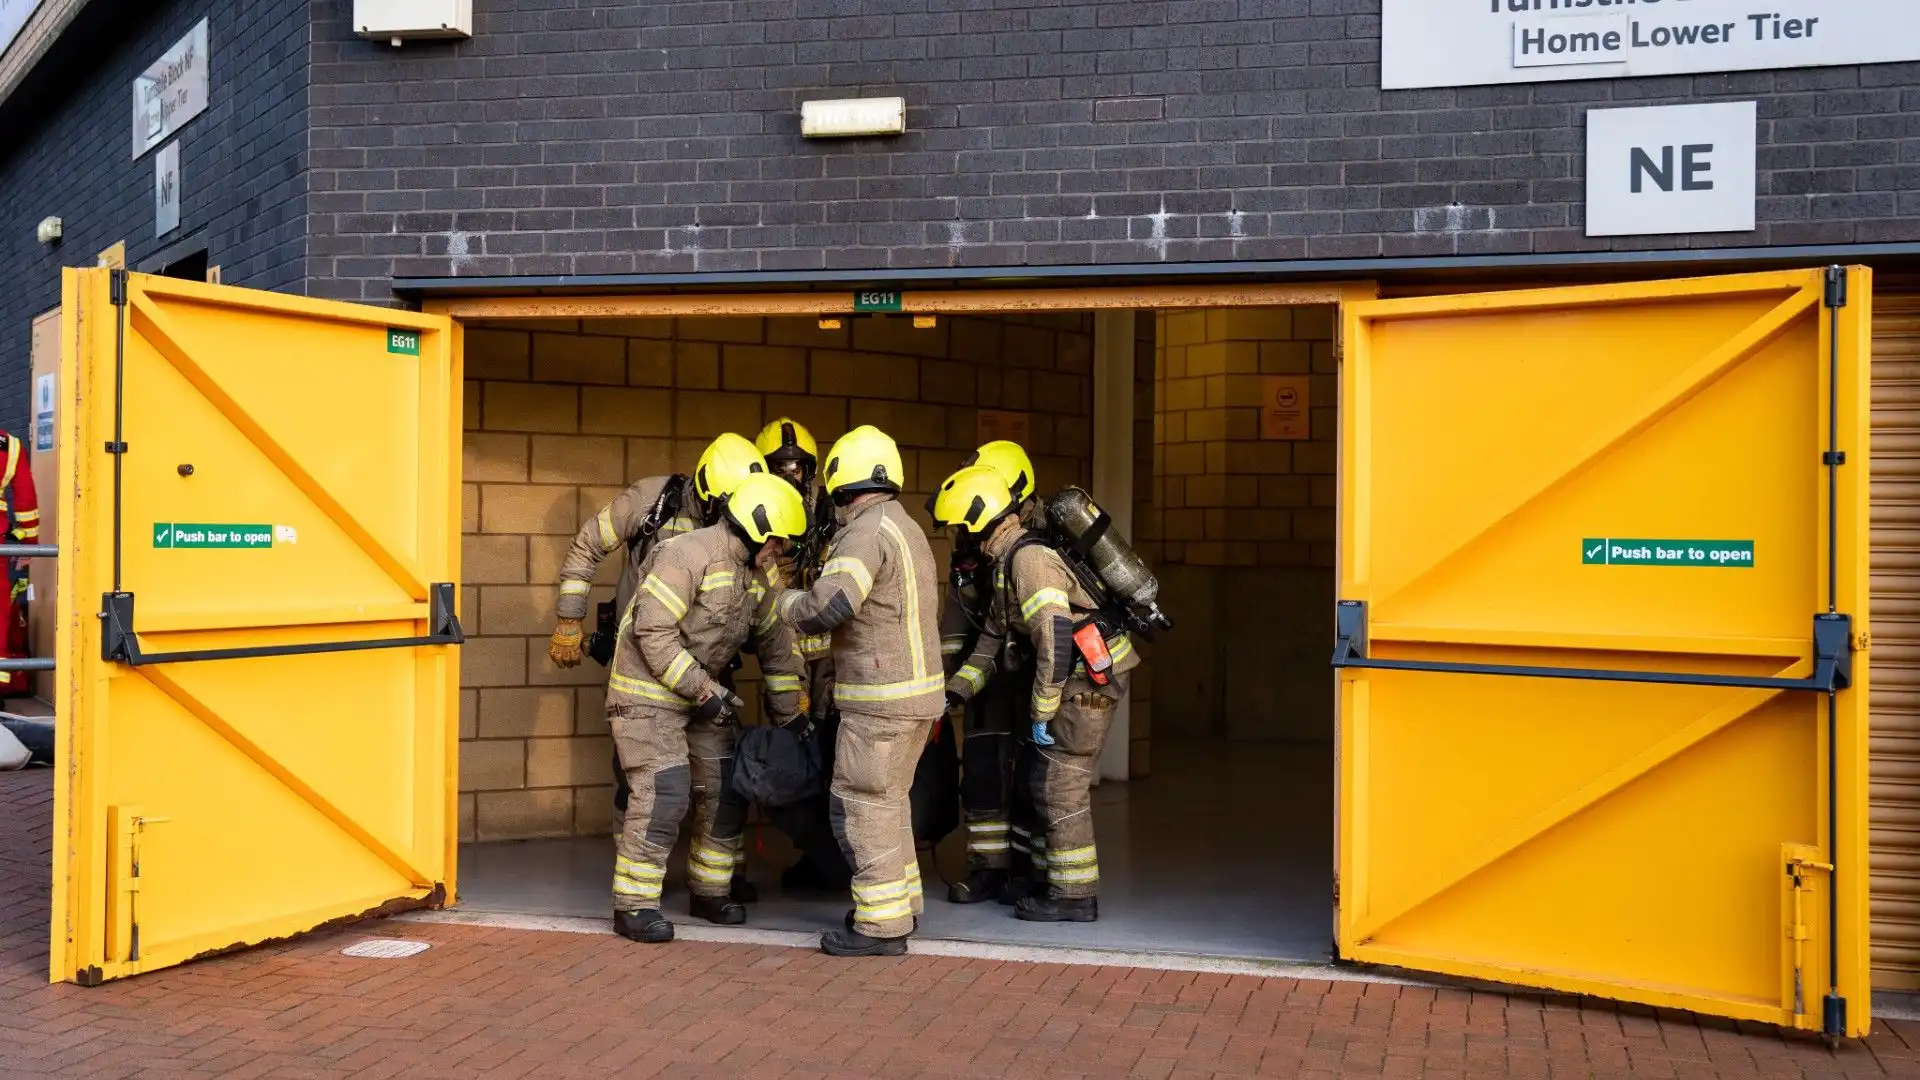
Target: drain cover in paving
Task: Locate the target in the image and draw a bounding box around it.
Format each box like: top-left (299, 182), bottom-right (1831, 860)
top-left (341, 939), bottom-right (430, 959)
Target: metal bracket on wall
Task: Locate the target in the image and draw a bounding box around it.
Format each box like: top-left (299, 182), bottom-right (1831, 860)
top-left (99, 582), bottom-right (465, 666)
top-left (1329, 600), bottom-right (1851, 694)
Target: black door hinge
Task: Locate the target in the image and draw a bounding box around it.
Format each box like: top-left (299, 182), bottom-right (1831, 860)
top-left (108, 268), bottom-right (128, 306)
top-left (1824, 265), bottom-right (1848, 309)
top-left (104, 441), bottom-right (127, 454)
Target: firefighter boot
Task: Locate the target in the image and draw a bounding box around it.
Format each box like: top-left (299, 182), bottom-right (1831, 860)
top-left (997, 874), bottom-right (1044, 905)
top-left (614, 909), bottom-right (675, 943)
top-left (730, 872), bottom-right (759, 904)
top-left (821, 928), bottom-right (908, 957)
top-left (949, 869), bottom-right (1008, 904)
top-left (1014, 895), bottom-right (1098, 923)
top-left (690, 894), bottom-right (747, 926)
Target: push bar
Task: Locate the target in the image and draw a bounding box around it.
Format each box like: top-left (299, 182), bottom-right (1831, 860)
top-left (100, 583), bottom-right (466, 667)
top-left (0, 545), bottom-right (56, 558)
top-left (1330, 600), bottom-right (1852, 694)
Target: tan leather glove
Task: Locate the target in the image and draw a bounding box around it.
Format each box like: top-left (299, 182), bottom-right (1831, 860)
top-left (548, 618), bottom-right (584, 668)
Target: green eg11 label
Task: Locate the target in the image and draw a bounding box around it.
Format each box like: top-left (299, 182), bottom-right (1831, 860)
top-left (1582, 538), bottom-right (1754, 568)
top-left (387, 328), bottom-right (421, 355)
top-left (852, 289), bottom-right (903, 313)
top-left (154, 523), bottom-right (275, 550)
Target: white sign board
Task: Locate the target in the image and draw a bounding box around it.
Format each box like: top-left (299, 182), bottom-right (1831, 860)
top-left (0, 0), bottom-right (46, 60)
top-left (33, 373), bottom-right (53, 454)
top-left (1383, 1), bottom-right (1920, 89)
top-left (155, 141), bottom-right (180, 236)
top-left (131, 19), bottom-right (208, 158)
top-left (1586, 102), bottom-right (1756, 238)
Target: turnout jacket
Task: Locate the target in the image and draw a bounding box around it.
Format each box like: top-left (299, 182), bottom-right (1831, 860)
top-left (608, 524), bottom-right (806, 718)
top-left (556, 474), bottom-right (701, 623)
top-left (773, 497), bottom-right (944, 719)
top-left (945, 529), bottom-right (1140, 724)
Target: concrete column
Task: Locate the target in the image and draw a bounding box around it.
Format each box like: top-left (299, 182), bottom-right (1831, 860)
top-left (1091, 310), bottom-right (1135, 783)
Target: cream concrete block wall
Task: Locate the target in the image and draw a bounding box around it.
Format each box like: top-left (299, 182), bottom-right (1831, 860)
top-left (1153, 307), bottom-right (1337, 570)
top-left (1150, 307), bottom-right (1338, 744)
top-left (459, 313), bottom-right (1097, 841)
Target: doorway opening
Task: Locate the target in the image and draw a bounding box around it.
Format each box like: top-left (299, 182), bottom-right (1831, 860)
top-left (442, 295), bottom-right (1346, 962)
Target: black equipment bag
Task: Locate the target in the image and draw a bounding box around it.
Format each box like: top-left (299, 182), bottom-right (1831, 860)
top-left (733, 722), bottom-right (826, 809)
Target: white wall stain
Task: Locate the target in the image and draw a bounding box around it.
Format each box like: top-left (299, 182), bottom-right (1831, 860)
top-left (444, 230), bottom-right (476, 275)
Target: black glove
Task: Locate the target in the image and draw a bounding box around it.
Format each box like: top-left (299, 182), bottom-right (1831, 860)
top-left (945, 691), bottom-right (964, 712)
top-left (695, 689), bottom-right (745, 725)
top-left (586, 602), bottom-right (617, 666)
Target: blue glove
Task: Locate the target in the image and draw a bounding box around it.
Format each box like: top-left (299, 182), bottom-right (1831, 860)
top-left (1031, 720), bottom-right (1055, 747)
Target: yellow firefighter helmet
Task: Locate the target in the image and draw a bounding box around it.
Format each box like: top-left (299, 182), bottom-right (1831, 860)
top-left (821, 425), bottom-right (904, 496)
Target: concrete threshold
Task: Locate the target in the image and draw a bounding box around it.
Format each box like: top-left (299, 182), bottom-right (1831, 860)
top-left (399, 907), bottom-right (1410, 985)
top-left (400, 907), bottom-right (1920, 1023)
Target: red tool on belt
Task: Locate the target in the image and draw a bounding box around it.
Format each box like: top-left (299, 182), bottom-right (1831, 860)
top-left (1073, 623), bottom-right (1113, 686)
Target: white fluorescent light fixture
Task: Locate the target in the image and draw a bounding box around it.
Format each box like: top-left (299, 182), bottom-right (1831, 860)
top-left (801, 97), bottom-right (907, 139)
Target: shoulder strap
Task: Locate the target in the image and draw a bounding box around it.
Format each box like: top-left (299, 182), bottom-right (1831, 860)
top-left (632, 474), bottom-right (690, 548)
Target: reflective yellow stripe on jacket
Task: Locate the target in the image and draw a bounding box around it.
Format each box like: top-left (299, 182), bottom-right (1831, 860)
top-left (821, 556), bottom-right (874, 600)
top-left (1020, 587), bottom-right (1070, 621)
top-left (608, 672), bottom-right (688, 706)
top-left (643, 573), bottom-right (688, 620)
top-left (877, 515), bottom-right (930, 689)
top-left (834, 673), bottom-right (945, 704)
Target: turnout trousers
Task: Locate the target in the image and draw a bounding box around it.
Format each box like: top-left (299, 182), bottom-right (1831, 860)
top-left (830, 708), bottom-right (937, 938)
top-left (961, 666), bottom-right (1031, 872)
top-left (609, 703), bottom-right (748, 911)
top-left (1028, 672), bottom-right (1130, 900)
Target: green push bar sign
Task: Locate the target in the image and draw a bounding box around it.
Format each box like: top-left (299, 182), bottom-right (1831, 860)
top-left (1583, 538), bottom-right (1755, 568)
top-left (154, 523), bottom-right (275, 550)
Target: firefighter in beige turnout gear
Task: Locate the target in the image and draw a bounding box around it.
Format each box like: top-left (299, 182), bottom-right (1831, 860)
top-left (935, 440), bottom-right (1047, 904)
top-left (607, 473), bottom-right (809, 944)
top-left (934, 465), bottom-right (1139, 923)
top-left (764, 425), bottom-right (943, 956)
top-left (550, 433), bottom-right (769, 898)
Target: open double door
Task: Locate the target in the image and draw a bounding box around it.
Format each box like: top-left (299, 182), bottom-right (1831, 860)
top-left (46, 266), bottom-right (1872, 1036)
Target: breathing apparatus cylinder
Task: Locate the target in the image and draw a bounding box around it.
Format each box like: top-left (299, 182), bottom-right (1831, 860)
top-left (1044, 486), bottom-right (1173, 632)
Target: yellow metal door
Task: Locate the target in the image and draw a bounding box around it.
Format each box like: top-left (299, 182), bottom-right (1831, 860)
top-left (1336, 268), bottom-right (1873, 1036)
top-left (49, 269), bottom-right (463, 984)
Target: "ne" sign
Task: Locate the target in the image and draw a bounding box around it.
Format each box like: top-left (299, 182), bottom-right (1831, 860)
top-left (1586, 101), bottom-right (1755, 238)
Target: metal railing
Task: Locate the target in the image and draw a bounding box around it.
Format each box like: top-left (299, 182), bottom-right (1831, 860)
top-left (0, 544), bottom-right (55, 672)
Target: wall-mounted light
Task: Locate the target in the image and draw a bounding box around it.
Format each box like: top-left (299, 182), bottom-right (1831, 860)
top-left (35, 217), bottom-right (62, 245)
top-left (818, 317), bottom-right (844, 331)
top-left (913, 315), bottom-right (937, 329)
top-left (801, 98), bottom-right (907, 139)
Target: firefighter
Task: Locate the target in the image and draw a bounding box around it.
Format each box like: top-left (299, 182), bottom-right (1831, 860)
top-left (0, 431), bottom-right (37, 699)
top-left (549, 431), bottom-right (768, 900)
top-left (932, 465), bottom-right (1139, 923)
top-left (763, 425), bottom-right (943, 956)
top-left (755, 417), bottom-right (836, 680)
top-left (934, 441), bottom-right (1043, 903)
top-left (754, 417), bottom-right (854, 892)
top-left (606, 472), bottom-right (809, 943)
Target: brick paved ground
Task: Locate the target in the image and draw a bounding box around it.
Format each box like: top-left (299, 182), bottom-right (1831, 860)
top-left (2, 771), bottom-right (1918, 1079)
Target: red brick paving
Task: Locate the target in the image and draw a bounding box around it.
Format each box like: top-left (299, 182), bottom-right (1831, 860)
top-left (2, 771), bottom-right (1917, 1079)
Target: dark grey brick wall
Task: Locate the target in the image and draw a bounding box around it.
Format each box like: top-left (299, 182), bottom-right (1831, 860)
top-left (0, 0), bottom-right (310, 432)
top-left (305, 0), bottom-right (1920, 302)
